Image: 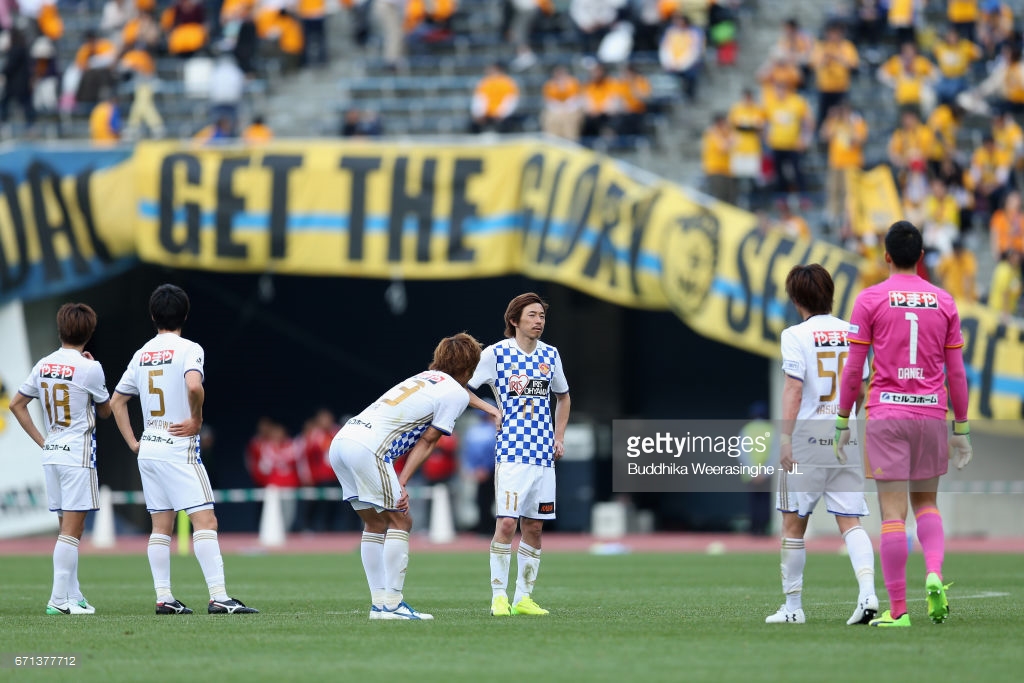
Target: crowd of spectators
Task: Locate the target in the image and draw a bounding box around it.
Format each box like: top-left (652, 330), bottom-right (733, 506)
top-left (0, 0), bottom-right (335, 140)
top-left (698, 0), bottom-right (1022, 319)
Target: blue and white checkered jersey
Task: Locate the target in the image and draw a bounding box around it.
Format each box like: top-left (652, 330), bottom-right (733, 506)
top-left (468, 339), bottom-right (569, 468)
top-left (338, 370), bottom-right (470, 463)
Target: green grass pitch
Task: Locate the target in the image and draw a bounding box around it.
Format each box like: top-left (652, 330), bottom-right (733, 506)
top-left (1, 551), bottom-right (1021, 682)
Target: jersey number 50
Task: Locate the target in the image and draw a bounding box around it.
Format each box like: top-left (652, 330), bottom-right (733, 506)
top-left (816, 350), bottom-right (849, 403)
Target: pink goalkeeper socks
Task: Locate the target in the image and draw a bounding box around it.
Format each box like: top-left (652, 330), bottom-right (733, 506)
top-left (880, 520), bottom-right (908, 618)
top-left (915, 506), bottom-right (945, 579)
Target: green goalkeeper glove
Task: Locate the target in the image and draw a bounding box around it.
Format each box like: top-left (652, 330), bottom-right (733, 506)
top-left (834, 415), bottom-right (850, 465)
top-left (949, 421), bottom-right (972, 470)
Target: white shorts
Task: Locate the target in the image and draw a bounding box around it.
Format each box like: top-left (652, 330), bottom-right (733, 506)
top-left (329, 438), bottom-right (402, 513)
top-left (730, 153), bottom-right (761, 179)
top-left (777, 466), bottom-right (869, 518)
top-left (44, 464), bottom-right (99, 512)
top-left (494, 461), bottom-right (556, 520)
top-left (138, 459), bottom-right (215, 513)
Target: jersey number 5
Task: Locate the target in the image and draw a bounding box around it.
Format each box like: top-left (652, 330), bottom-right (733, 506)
top-left (148, 369), bottom-right (166, 417)
top-left (816, 350), bottom-right (849, 402)
top-left (39, 382), bottom-right (71, 428)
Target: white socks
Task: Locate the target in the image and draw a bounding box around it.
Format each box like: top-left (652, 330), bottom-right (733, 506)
top-left (781, 537), bottom-right (806, 611)
top-left (361, 531), bottom-right (386, 606)
top-left (383, 529), bottom-right (410, 608)
top-left (148, 533), bottom-right (174, 602)
top-left (193, 529), bottom-right (229, 602)
top-left (513, 543), bottom-right (541, 605)
top-left (489, 541), bottom-right (512, 598)
top-left (843, 525), bottom-right (877, 599)
top-left (50, 535), bottom-right (79, 605)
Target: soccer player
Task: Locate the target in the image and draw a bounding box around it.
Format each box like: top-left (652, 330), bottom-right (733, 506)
top-left (110, 284), bottom-right (258, 615)
top-left (467, 292), bottom-right (571, 617)
top-left (836, 221), bottom-right (972, 627)
top-left (767, 265), bottom-right (878, 626)
top-left (330, 332), bottom-right (483, 621)
top-left (9, 304), bottom-right (111, 615)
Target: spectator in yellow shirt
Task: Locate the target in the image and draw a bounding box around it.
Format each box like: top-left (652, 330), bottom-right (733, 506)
top-left (470, 62), bottom-right (520, 134)
top-left (242, 115), bottom-right (273, 143)
top-left (889, 109), bottom-right (934, 177)
top-left (988, 249), bottom-right (1022, 319)
top-left (757, 56), bottom-right (801, 110)
top-left (618, 64), bottom-right (651, 136)
top-left (89, 92), bottom-right (122, 145)
top-left (976, 43), bottom-right (1024, 118)
top-left (926, 103), bottom-right (964, 169)
top-left (659, 14), bottom-right (704, 102)
top-left (820, 100), bottom-right (867, 231)
top-left (888, 0), bottom-right (920, 46)
top-left (728, 88), bottom-right (766, 205)
top-left (966, 135), bottom-right (1012, 215)
top-left (878, 42), bottom-right (938, 113)
top-left (778, 200), bottom-right (811, 241)
top-left (772, 18), bottom-right (814, 90)
top-left (810, 23), bottom-right (860, 131)
top-left (992, 110), bottom-right (1024, 168)
top-left (989, 190), bottom-right (1024, 259)
top-left (765, 82), bottom-right (812, 195)
top-left (921, 178), bottom-right (961, 269)
top-left (540, 65), bottom-right (583, 142)
top-left (948, 1), bottom-right (980, 42)
top-left (936, 238), bottom-right (978, 302)
top-left (702, 113), bottom-right (735, 204)
top-left (932, 25), bottom-right (982, 106)
top-left (581, 63), bottom-right (623, 139)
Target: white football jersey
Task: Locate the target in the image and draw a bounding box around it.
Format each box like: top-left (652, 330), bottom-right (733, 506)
top-left (19, 348), bottom-right (109, 468)
top-left (780, 314), bottom-right (868, 467)
top-left (115, 333), bottom-right (205, 463)
top-left (469, 339), bottom-right (569, 468)
top-left (337, 370), bottom-right (470, 463)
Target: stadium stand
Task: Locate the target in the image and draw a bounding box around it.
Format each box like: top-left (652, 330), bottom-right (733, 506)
top-left (1, 0), bottom-right (1021, 317)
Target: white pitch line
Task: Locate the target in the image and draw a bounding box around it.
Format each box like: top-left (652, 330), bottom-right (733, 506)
top-left (907, 590), bottom-right (1010, 601)
top-left (806, 590), bottom-right (1009, 607)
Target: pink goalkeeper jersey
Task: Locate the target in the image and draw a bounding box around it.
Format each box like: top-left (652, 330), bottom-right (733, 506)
top-left (847, 273), bottom-right (964, 419)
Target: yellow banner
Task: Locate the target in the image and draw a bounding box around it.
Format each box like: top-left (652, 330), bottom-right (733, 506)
top-left (2, 140), bottom-right (1022, 420)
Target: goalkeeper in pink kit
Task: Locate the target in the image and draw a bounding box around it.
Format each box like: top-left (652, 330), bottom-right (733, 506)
top-left (835, 221), bottom-right (973, 627)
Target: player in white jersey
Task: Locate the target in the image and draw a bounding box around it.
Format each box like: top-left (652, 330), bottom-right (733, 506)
top-left (766, 265), bottom-right (878, 626)
top-left (467, 292), bottom-right (571, 618)
top-left (110, 284), bottom-right (257, 616)
top-left (9, 304), bottom-right (111, 615)
top-left (330, 332), bottom-right (482, 620)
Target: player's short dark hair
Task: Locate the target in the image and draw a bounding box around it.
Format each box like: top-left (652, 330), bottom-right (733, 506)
top-left (56, 303), bottom-right (98, 346)
top-left (430, 332), bottom-right (483, 383)
top-left (149, 284), bottom-right (190, 331)
top-left (885, 221), bottom-right (924, 269)
top-left (785, 264), bottom-right (834, 316)
top-left (504, 292), bottom-right (548, 338)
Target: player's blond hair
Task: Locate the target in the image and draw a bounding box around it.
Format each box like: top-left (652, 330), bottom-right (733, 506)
top-left (430, 332), bottom-right (483, 383)
top-left (504, 292), bottom-right (548, 338)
